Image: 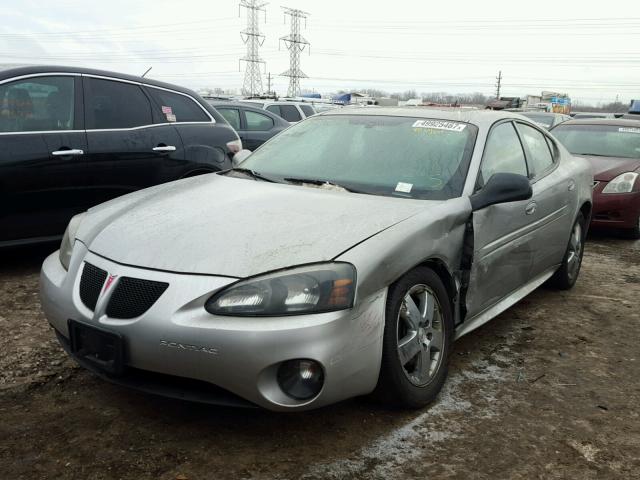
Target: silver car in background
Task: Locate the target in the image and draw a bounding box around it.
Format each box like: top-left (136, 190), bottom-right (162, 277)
top-left (40, 108), bottom-right (592, 411)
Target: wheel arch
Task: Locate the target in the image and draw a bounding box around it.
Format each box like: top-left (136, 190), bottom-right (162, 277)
top-left (580, 201), bottom-right (592, 225)
top-left (413, 257), bottom-right (458, 320)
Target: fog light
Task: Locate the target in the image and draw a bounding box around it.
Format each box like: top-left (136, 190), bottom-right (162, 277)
top-left (277, 359), bottom-right (324, 400)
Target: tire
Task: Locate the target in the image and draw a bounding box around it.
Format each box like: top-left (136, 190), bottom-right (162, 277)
top-left (549, 213), bottom-right (586, 290)
top-left (373, 266), bottom-right (454, 409)
top-left (622, 216), bottom-right (640, 240)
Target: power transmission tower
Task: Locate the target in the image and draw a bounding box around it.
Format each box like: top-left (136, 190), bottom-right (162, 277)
top-left (239, 0), bottom-right (267, 96)
top-left (280, 7), bottom-right (310, 98)
top-left (495, 70), bottom-right (502, 99)
top-left (266, 72), bottom-right (272, 96)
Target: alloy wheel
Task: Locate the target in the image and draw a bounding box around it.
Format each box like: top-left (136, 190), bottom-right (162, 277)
top-left (396, 284), bottom-right (445, 387)
top-left (567, 222), bottom-right (583, 281)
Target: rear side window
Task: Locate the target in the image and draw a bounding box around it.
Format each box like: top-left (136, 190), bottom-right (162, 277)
top-left (479, 122), bottom-right (528, 187)
top-left (300, 104), bottom-right (315, 117)
top-left (147, 88), bottom-right (209, 123)
top-left (86, 78), bottom-right (152, 129)
top-left (0, 76), bottom-right (74, 132)
top-left (279, 104), bottom-right (302, 122)
top-left (245, 110), bottom-right (274, 131)
top-left (218, 108), bottom-right (241, 130)
top-left (517, 123), bottom-right (554, 178)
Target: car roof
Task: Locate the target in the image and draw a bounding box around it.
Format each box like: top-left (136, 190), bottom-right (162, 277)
top-left (320, 106), bottom-right (530, 128)
top-left (520, 111), bottom-right (562, 117)
top-left (0, 64), bottom-right (199, 98)
top-left (554, 118), bottom-right (640, 127)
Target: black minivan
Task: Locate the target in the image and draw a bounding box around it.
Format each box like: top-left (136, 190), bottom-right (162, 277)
top-left (0, 65), bottom-right (241, 246)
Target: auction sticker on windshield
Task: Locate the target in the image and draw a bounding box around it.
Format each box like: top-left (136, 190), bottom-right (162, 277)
top-left (619, 127), bottom-right (640, 134)
top-left (412, 120), bottom-right (467, 132)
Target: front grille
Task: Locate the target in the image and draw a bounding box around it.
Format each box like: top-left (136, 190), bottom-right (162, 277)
top-left (79, 263), bottom-right (108, 311)
top-left (105, 277), bottom-right (169, 319)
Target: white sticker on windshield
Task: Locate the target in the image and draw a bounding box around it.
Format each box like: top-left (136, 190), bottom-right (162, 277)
top-left (395, 182), bottom-right (413, 193)
top-left (619, 127), bottom-right (640, 134)
top-left (412, 120), bottom-right (466, 132)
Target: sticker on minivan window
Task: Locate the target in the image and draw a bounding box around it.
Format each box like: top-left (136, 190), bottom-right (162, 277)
top-left (412, 120), bottom-right (466, 132)
top-left (166, 113), bottom-right (177, 122)
top-left (162, 106), bottom-right (173, 115)
top-left (619, 127), bottom-right (640, 134)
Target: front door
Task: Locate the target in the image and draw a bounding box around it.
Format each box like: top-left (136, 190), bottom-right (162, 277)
top-left (83, 76), bottom-right (185, 207)
top-left (0, 74), bottom-right (89, 243)
top-left (465, 121), bottom-right (537, 318)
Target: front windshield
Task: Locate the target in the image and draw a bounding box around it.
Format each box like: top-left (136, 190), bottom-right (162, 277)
top-left (240, 115), bottom-right (478, 200)
top-left (522, 113), bottom-right (553, 128)
top-left (552, 124), bottom-right (640, 159)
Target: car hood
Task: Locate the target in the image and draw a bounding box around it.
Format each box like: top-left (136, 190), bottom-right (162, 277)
top-left (76, 174), bottom-right (430, 277)
top-left (577, 154), bottom-right (640, 181)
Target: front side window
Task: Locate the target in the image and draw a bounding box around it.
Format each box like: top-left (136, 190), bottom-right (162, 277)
top-left (86, 78), bottom-right (152, 129)
top-left (479, 122), bottom-right (528, 187)
top-left (245, 110), bottom-right (274, 131)
top-left (279, 104), bottom-right (302, 122)
top-left (148, 88), bottom-right (209, 123)
top-left (218, 108), bottom-right (241, 130)
top-left (0, 76), bottom-right (74, 132)
top-left (517, 123), bottom-right (554, 178)
top-left (240, 115), bottom-right (477, 200)
top-left (552, 124), bottom-right (640, 159)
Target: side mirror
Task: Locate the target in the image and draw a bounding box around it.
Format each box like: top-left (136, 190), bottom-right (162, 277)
top-left (470, 173), bottom-right (532, 211)
top-left (232, 149), bottom-right (252, 167)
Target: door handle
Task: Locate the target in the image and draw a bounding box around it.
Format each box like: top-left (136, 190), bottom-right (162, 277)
top-left (525, 201), bottom-right (537, 215)
top-left (52, 149), bottom-right (84, 156)
top-left (152, 145), bottom-right (176, 152)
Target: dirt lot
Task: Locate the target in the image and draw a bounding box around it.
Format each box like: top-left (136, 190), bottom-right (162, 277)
top-left (0, 234), bottom-right (638, 480)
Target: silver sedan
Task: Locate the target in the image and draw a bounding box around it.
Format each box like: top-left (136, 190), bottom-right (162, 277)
top-left (40, 108), bottom-right (593, 411)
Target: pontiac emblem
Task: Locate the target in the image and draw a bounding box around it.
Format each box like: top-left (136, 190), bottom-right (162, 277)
top-left (103, 274), bottom-right (118, 293)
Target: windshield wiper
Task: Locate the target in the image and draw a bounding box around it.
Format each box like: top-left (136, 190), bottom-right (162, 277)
top-left (283, 177), bottom-right (363, 193)
top-left (230, 167), bottom-right (277, 182)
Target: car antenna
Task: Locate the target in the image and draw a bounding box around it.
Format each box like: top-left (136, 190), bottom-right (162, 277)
top-left (141, 66), bottom-right (153, 78)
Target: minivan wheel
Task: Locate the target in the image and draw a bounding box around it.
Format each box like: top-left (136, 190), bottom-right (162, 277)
top-left (373, 266), bottom-right (453, 408)
top-left (549, 213), bottom-right (585, 290)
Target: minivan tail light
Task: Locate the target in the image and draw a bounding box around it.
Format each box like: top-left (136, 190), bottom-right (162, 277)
top-left (226, 139), bottom-right (242, 154)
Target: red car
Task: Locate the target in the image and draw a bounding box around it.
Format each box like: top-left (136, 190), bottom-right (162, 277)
top-left (551, 119), bottom-right (640, 239)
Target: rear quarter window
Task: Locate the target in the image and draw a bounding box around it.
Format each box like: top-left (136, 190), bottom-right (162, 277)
top-left (147, 88), bottom-right (210, 123)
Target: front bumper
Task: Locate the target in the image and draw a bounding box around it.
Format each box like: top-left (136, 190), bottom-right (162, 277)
top-left (39, 243), bottom-right (386, 411)
top-left (591, 185), bottom-right (640, 230)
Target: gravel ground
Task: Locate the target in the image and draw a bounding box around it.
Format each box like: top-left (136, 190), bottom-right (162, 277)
top-left (0, 233), bottom-right (638, 480)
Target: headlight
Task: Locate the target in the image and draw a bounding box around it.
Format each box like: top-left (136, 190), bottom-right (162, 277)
top-left (59, 212), bottom-right (86, 270)
top-left (602, 172), bottom-right (639, 194)
top-left (205, 263), bottom-right (356, 316)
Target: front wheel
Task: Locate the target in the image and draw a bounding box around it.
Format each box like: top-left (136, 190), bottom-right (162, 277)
top-left (549, 213), bottom-right (585, 290)
top-left (373, 267), bottom-right (453, 408)
top-left (623, 216), bottom-right (640, 240)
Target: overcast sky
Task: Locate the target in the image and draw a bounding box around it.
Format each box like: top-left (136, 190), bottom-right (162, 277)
top-left (1, 0), bottom-right (639, 104)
